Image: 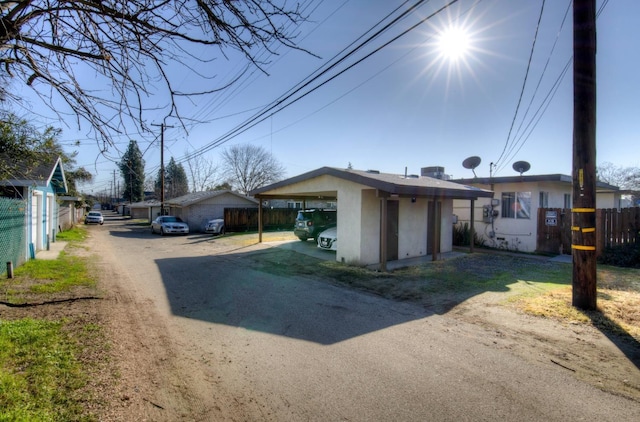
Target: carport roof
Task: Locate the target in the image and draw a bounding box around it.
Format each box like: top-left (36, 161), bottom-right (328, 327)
top-left (251, 167), bottom-right (493, 200)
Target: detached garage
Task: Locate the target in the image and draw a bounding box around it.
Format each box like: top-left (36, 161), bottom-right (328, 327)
top-left (250, 167), bottom-right (493, 270)
top-left (166, 190), bottom-right (258, 232)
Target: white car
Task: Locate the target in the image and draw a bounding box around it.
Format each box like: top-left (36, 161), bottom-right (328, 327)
top-left (204, 218), bottom-right (225, 235)
top-left (84, 211), bottom-right (104, 225)
top-left (317, 226), bottom-right (337, 251)
top-left (151, 216), bottom-right (189, 235)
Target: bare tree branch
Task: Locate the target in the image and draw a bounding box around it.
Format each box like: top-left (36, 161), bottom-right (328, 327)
top-left (1, 1), bottom-right (310, 155)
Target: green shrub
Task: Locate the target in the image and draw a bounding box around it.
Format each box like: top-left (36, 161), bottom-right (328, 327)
top-left (453, 222), bottom-right (485, 247)
top-left (598, 243), bottom-right (640, 268)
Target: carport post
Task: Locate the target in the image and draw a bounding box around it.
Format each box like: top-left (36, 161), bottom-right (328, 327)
top-left (379, 197), bottom-right (388, 272)
top-left (470, 199), bottom-right (475, 253)
top-left (258, 196), bottom-right (263, 243)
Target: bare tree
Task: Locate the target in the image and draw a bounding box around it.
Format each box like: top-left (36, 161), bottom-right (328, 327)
top-left (597, 162), bottom-right (640, 204)
top-left (597, 162), bottom-right (640, 189)
top-left (221, 144), bottom-right (285, 194)
top-left (184, 149), bottom-right (220, 192)
top-left (1, 1), bottom-right (309, 152)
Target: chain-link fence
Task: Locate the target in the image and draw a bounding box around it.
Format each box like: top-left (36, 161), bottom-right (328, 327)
top-left (0, 197), bottom-right (27, 276)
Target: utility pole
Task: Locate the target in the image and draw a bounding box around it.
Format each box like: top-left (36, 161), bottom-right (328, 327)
top-left (572, 0), bottom-right (597, 310)
top-left (152, 123), bottom-right (174, 215)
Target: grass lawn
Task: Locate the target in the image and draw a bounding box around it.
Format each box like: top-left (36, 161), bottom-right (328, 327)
top-left (0, 225), bottom-right (103, 421)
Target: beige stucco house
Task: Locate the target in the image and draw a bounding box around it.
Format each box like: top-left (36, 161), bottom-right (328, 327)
top-left (452, 174), bottom-right (621, 253)
top-left (250, 167), bottom-right (493, 270)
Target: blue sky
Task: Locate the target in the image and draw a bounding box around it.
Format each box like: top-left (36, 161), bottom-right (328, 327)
top-left (17, 0), bottom-right (640, 195)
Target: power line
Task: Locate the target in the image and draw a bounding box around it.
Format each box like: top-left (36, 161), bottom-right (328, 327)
top-left (177, 0), bottom-right (462, 165)
top-left (493, 0), bottom-right (547, 173)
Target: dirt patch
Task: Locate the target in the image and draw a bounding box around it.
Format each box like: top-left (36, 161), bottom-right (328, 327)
top-left (3, 229), bottom-right (639, 420)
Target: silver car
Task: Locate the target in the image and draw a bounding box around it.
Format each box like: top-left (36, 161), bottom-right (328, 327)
top-left (151, 216), bottom-right (189, 235)
top-left (204, 218), bottom-right (225, 235)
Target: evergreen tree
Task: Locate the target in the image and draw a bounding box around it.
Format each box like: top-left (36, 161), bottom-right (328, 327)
top-left (118, 140), bottom-right (145, 202)
top-left (166, 158), bottom-right (189, 199)
top-left (155, 158), bottom-right (189, 200)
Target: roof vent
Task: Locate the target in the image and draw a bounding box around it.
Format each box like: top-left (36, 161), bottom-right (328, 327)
top-left (366, 169), bottom-right (380, 174)
top-left (407, 174), bottom-right (420, 179)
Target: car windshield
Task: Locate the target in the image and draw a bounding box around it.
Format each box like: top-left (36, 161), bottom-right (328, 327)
top-left (162, 217), bottom-right (182, 223)
top-left (296, 212), bottom-right (312, 220)
top-left (88, 212), bottom-right (101, 216)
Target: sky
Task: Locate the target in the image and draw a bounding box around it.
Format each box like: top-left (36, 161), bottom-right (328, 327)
top-left (12, 0), bottom-right (640, 196)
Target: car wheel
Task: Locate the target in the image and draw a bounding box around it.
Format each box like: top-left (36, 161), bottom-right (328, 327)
top-left (160, 227), bottom-right (165, 236)
top-left (219, 227), bottom-right (225, 235)
top-left (100, 222), bottom-right (104, 225)
top-left (151, 226), bottom-right (155, 234)
top-left (298, 236), bottom-right (308, 241)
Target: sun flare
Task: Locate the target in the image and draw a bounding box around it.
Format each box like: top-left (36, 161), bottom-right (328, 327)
top-left (436, 25), bottom-right (471, 61)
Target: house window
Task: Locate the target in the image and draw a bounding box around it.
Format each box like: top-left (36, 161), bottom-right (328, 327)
top-left (539, 191), bottom-right (549, 208)
top-left (501, 192), bottom-right (531, 219)
top-left (287, 201), bottom-right (302, 209)
top-left (564, 194), bottom-right (571, 209)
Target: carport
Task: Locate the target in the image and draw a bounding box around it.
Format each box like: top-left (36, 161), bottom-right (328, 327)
top-left (250, 167), bottom-right (493, 271)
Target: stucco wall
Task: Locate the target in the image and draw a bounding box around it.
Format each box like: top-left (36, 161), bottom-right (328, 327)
top-left (454, 180), bottom-right (620, 253)
top-left (356, 189), bottom-right (380, 266)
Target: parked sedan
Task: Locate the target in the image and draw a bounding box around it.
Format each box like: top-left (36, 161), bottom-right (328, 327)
top-left (204, 218), bottom-right (225, 235)
top-left (151, 216), bottom-right (189, 235)
top-left (84, 211), bottom-right (104, 225)
top-left (317, 226), bottom-right (337, 251)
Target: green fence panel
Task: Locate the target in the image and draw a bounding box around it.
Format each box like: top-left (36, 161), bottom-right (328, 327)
top-left (0, 197), bottom-right (28, 275)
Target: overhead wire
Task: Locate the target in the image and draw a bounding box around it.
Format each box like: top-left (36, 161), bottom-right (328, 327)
top-left (493, 0), bottom-right (612, 175)
top-left (177, 0), bottom-right (464, 165)
top-left (495, 0), bottom-right (570, 174)
top-left (492, 0), bottom-right (546, 174)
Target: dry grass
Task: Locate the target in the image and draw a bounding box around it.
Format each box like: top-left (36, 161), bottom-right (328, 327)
top-left (508, 266), bottom-right (640, 340)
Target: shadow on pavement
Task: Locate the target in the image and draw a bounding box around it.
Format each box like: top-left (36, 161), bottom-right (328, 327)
top-left (155, 252), bottom-right (433, 345)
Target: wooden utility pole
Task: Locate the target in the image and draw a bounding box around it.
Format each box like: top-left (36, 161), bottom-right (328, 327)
top-left (572, 0), bottom-right (597, 310)
top-left (152, 123), bottom-right (174, 215)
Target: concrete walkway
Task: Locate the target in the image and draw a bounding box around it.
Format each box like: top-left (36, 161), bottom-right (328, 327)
top-left (35, 241), bottom-right (68, 260)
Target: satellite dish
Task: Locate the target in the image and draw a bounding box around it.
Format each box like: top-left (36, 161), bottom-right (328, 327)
top-left (462, 156), bottom-right (482, 177)
top-left (512, 160), bottom-right (531, 175)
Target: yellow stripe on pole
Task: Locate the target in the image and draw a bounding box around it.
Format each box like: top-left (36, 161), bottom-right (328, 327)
top-left (572, 208), bottom-right (596, 213)
top-left (582, 227), bottom-right (596, 233)
top-left (571, 226), bottom-right (580, 231)
top-left (572, 245), bottom-right (596, 251)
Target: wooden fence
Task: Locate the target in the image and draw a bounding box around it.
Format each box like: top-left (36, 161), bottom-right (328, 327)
top-left (224, 208), bottom-right (299, 232)
top-left (537, 207), bottom-right (640, 256)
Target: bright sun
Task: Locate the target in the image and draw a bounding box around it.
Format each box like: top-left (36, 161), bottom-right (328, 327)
top-left (436, 25), bottom-right (470, 61)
